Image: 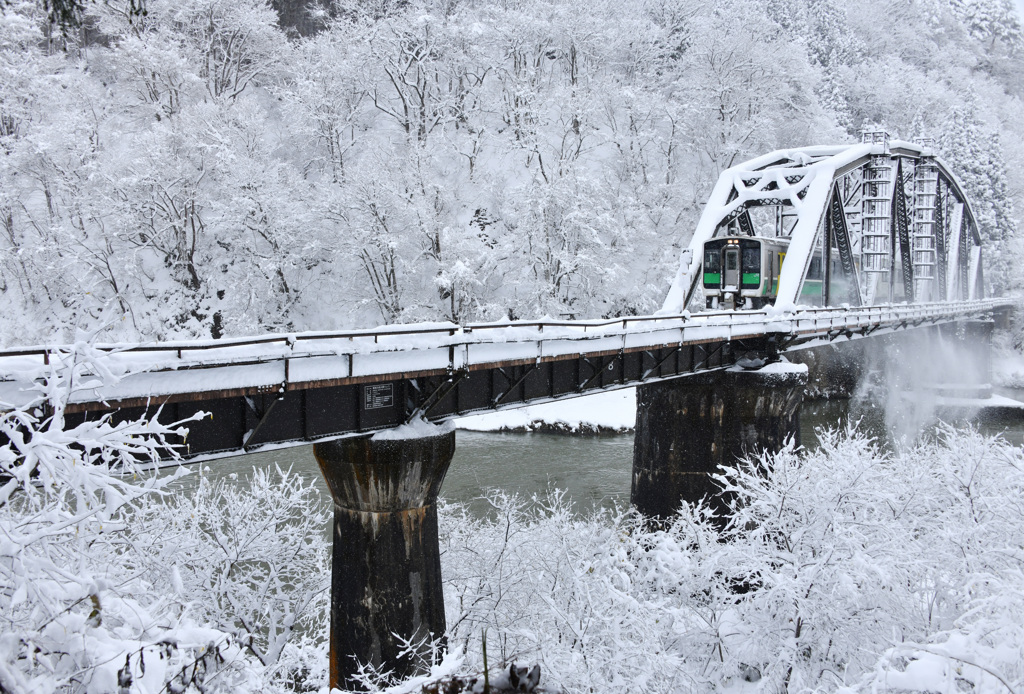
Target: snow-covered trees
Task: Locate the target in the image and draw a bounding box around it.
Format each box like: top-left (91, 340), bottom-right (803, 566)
top-left (0, 0), bottom-right (1021, 340)
top-left (937, 99), bottom-right (1018, 293)
top-left (0, 340), bottom-right (329, 692)
top-left (437, 426), bottom-right (1024, 693)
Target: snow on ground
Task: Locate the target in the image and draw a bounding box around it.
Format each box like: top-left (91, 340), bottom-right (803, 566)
top-left (456, 387), bottom-right (637, 433)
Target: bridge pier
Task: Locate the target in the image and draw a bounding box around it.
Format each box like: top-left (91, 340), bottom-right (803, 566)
top-left (631, 364), bottom-right (807, 521)
top-left (313, 424), bottom-right (455, 691)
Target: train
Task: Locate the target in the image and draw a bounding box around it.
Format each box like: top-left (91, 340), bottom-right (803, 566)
top-left (701, 235), bottom-right (824, 309)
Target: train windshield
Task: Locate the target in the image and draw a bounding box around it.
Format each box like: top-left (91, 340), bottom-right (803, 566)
top-left (742, 246), bottom-right (760, 272)
top-left (704, 248), bottom-right (721, 273)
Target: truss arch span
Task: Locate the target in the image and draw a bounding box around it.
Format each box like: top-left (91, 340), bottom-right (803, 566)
top-left (662, 134), bottom-right (988, 313)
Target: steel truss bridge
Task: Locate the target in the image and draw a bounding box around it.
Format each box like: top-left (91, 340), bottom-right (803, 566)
top-left (664, 132), bottom-right (990, 312)
top-left (0, 134), bottom-right (1015, 459)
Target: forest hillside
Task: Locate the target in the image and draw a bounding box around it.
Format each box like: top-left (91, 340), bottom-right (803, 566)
top-left (0, 0), bottom-right (1021, 343)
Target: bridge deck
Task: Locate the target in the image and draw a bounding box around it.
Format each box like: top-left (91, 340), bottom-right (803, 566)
top-left (0, 300), bottom-right (1010, 459)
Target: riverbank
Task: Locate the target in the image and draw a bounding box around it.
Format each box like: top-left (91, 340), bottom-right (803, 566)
top-left (456, 387), bottom-right (636, 434)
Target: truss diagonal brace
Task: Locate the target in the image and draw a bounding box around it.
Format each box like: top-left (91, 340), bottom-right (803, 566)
top-left (892, 159), bottom-right (914, 301)
top-left (493, 364), bottom-right (539, 407)
top-left (959, 216), bottom-right (970, 300)
top-left (826, 183), bottom-right (861, 306)
top-left (243, 393), bottom-right (284, 451)
top-left (577, 353), bottom-right (619, 392)
top-left (641, 345), bottom-right (681, 381)
top-left (409, 369), bottom-right (469, 422)
top-left (934, 177), bottom-right (947, 301)
top-left (736, 210), bottom-right (755, 236)
top-left (694, 342), bottom-right (726, 371)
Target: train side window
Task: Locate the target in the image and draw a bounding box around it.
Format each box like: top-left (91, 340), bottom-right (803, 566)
top-left (807, 256), bottom-right (822, 280)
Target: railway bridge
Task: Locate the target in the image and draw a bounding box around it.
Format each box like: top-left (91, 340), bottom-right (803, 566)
top-left (1, 134), bottom-right (1017, 690)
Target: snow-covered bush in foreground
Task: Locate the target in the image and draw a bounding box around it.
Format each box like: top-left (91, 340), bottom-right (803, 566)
top-left (0, 340), bottom-right (328, 693)
top-left (438, 426), bottom-right (1024, 693)
top-left (129, 466), bottom-right (330, 684)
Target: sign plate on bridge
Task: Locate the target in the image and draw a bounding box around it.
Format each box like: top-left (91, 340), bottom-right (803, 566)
top-left (364, 383), bottom-right (394, 410)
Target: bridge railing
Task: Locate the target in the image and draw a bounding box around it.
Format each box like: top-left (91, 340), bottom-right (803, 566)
top-left (0, 300), bottom-right (1012, 408)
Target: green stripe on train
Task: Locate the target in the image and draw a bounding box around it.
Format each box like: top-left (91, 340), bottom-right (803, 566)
top-left (703, 273), bottom-right (721, 285)
top-left (801, 280), bottom-right (823, 296)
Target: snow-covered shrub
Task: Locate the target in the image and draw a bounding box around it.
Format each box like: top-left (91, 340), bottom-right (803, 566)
top-left (439, 489), bottom-right (724, 692)
top-left (129, 465), bottom-right (330, 681)
top-left (437, 426), bottom-right (1024, 693)
top-left (0, 339), bottom-right (329, 693)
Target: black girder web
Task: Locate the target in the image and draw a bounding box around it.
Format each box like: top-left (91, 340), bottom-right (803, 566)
top-left (934, 177), bottom-right (946, 301)
top-left (960, 217), bottom-right (970, 300)
top-left (891, 159), bottom-right (914, 301)
top-left (826, 182), bottom-right (861, 305)
top-left (736, 210), bottom-right (755, 236)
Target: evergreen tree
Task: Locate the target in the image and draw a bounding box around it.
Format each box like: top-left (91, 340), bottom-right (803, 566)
top-left (938, 99), bottom-right (1018, 293)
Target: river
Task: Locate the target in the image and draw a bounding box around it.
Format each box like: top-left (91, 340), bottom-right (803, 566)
top-left (169, 386), bottom-right (1024, 516)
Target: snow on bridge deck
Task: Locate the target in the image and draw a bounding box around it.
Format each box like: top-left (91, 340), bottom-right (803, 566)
top-left (0, 299), bottom-right (1009, 412)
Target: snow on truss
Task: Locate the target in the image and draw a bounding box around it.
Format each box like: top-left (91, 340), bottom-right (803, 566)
top-left (660, 141), bottom-right (928, 314)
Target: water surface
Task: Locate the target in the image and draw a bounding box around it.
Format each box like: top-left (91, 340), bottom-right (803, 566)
top-left (171, 394), bottom-right (1024, 515)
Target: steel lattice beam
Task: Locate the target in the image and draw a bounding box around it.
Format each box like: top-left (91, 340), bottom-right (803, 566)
top-left (892, 159), bottom-right (915, 301)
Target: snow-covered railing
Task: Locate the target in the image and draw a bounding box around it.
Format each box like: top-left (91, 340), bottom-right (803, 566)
top-left (0, 299), bottom-right (1012, 409)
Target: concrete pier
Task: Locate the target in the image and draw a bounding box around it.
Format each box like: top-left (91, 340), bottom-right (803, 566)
top-left (314, 424), bottom-right (455, 691)
top-left (631, 364), bottom-right (807, 521)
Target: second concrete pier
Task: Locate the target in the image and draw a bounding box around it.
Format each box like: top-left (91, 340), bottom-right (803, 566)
top-left (631, 363), bottom-right (807, 520)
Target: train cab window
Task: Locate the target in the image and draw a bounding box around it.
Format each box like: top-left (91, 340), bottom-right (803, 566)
top-left (725, 252), bottom-right (738, 271)
top-left (704, 249), bottom-right (721, 273)
top-left (742, 246), bottom-right (760, 272)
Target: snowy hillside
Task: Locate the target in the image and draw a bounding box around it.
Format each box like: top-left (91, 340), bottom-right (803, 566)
top-left (0, 0), bottom-right (1021, 345)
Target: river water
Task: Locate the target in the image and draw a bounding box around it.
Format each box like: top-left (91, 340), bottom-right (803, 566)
top-left (171, 387), bottom-right (1024, 516)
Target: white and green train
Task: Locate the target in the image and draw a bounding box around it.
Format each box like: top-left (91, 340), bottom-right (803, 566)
top-left (702, 236), bottom-right (824, 309)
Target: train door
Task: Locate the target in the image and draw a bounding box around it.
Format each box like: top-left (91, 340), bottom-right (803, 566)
top-left (724, 246), bottom-right (740, 288)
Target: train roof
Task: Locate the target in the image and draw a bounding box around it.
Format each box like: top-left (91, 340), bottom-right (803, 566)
top-left (702, 235), bottom-right (791, 245)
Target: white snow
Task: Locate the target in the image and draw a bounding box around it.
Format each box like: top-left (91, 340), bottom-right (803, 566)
top-left (993, 349), bottom-right (1024, 389)
top-left (371, 416), bottom-right (456, 440)
top-left (936, 392), bottom-right (1024, 408)
top-left (457, 387), bottom-right (636, 432)
top-left (728, 359), bottom-right (809, 375)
